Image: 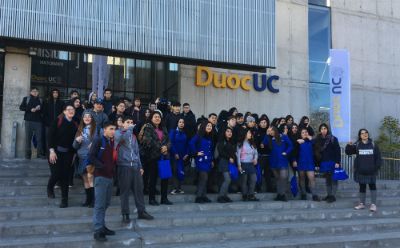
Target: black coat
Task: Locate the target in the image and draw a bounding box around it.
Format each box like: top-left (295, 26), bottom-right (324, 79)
top-left (43, 99), bottom-right (64, 126)
top-left (165, 112), bottom-right (183, 132)
top-left (19, 95), bottom-right (43, 123)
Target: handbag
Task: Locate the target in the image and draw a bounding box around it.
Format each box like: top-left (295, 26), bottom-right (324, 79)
top-left (158, 157), bottom-right (172, 179)
top-left (290, 175), bottom-right (299, 197)
top-left (176, 159), bottom-right (185, 181)
top-left (228, 163), bottom-right (239, 181)
top-left (332, 168), bottom-right (349, 181)
top-left (256, 163), bottom-right (262, 185)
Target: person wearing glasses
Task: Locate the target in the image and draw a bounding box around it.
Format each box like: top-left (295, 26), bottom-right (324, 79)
top-left (346, 129), bottom-right (382, 212)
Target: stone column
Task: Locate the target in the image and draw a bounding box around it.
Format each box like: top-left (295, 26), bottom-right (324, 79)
top-left (1, 47), bottom-right (31, 158)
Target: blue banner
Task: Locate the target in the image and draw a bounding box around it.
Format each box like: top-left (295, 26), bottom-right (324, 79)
top-left (329, 49), bottom-right (351, 143)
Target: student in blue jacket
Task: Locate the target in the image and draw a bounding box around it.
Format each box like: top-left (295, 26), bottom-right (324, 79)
top-left (190, 121), bottom-right (215, 204)
top-left (169, 118), bottom-right (189, 195)
top-left (293, 128), bottom-right (320, 201)
top-left (314, 123), bottom-right (341, 203)
top-left (263, 126), bottom-right (293, 202)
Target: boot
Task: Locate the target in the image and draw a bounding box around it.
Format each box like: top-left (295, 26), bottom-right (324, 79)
top-left (138, 211), bottom-right (154, 220)
top-left (47, 188), bottom-right (55, 199)
top-left (88, 187), bottom-right (94, 208)
top-left (122, 214), bottom-right (131, 224)
top-left (103, 226), bottom-right (115, 236)
top-left (160, 198), bottom-right (173, 205)
top-left (60, 198), bottom-right (68, 208)
top-left (82, 189), bottom-right (90, 207)
top-left (94, 229), bottom-right (107, 242)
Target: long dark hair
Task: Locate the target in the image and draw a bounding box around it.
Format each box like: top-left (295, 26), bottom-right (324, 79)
top-left (268, 126), bottom-right (282, 148)
top-left (149, 111), bottom-right (164, 129)
top-left (318, 123), bottom-right (331, 136)
top-left (197, 121), bottom-right (214, 139)
top-left (75, 112), bottom-right (96, 138)
top-left (357, 128), bottom-right (370, 141)
top-left (238, 128), bottom-right (256, 148)
top-left (299, 116), bottom-right (310, 127)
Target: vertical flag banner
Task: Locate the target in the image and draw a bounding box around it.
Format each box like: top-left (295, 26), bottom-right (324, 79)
top-left (92, 55), bottom-right (109, 98)
top-left (329, 49), bottom-right (351, 143)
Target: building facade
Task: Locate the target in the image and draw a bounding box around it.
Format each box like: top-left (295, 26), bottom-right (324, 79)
top-left (1, 0), bottom-right (400, 157)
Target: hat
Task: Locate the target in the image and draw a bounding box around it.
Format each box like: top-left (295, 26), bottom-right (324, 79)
top-left (82, 109), bottom-right (93, 117)
top-left (94, 99), bottom-right (103, 105)
top-left (246, 116), bottom-right (255, 123)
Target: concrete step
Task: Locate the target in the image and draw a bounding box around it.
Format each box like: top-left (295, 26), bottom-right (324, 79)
top-left (0, 196), bottom-right (398, 221)
top-left (145, 230), bottom-right (400, 248)
top-left (0, 230), bottom-right (141, 248)
top-left (139, 218), bottom-right (400, 245)
top-left (2, 207), bottom-right (399, 242)
top-left (1, 189), bottom-right (399, 207)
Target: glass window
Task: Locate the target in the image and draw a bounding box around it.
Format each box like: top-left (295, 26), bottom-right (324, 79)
top-left (0, 53), bottom-right (4, 138)
top-left (308, 5), bottom-right (331, 124)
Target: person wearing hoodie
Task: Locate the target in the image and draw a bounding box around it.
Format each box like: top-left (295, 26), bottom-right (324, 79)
top-left (182, 103), bottom-right (196, 139)
top-left (91, 99), bottom-right (109, 135)
top-left (85, 92), bottom-right (97, 110)
top-left (294, 128), bottom-right (320, 201)
top-left (72, 110), bottom-right (97, 208)
top-left (43, 88), bottom-right (64, 155)
top-left (216, 127), bottom-right (237, 203)
top-left (346, 128), bottom-right (382, 212)
top-left (165, 102), bottom-right (183, 132)
top-left (19, 87), bottom-right (45, 159)
top-left (190, 121), bottom-right (215, 203)
top-left (263, 126), bottom-right (293, 202)
top-left (314, 123), bottom-right (341, 203)
top-left (237, 128), bottom-right (259, 202)
top-left (114, 116), bottom-right (154, 223)
top-left (169, 118), bottom-right (189, 194)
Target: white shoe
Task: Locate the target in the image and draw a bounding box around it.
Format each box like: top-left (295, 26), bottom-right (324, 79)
top-left (354, 203), bottom-right (365, 210)
top-left (370, 204), bottom-right (377, 212)
top-left (170, 189), bottom-right (177, 195)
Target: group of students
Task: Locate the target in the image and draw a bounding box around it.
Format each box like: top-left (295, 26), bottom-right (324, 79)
top-left (19, 87), bottom-right (383, 242)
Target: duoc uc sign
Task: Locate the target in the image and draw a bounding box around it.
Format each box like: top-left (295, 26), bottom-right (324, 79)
top-left (195, 66), bottom-right (280, 93)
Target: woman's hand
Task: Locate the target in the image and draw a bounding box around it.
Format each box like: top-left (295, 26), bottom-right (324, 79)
top-left (49, 150), bottom-right (57, 164)
top-left (297, 139), bottom-right (305, 144)
top-left (161, 146), bottom-right (168, 154)
top-left (253, 159), bottom-right (257, 165)
top-left (197, 151), bottom-right (204, 156)
top-left (75, 136), bottom-right (83, 143)
top-left (282, 152), bottom-right (287, 156)
top-left (175, 154), bottom-right (180, 160)
top-left (293, 161), bottom-right (298, 168)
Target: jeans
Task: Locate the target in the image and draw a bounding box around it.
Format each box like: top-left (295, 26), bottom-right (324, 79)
top-left (25, 121), bottom-right (43, 157)
top-left (219, 172), bottom-right (231, 197)
top-left (93, 176), bottom-right (113, 231)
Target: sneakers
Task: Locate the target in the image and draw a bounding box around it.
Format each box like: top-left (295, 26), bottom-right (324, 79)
top-left (94, 230), bottom-right (107, 242)
top-left (370, 204), bottom-right (377, 212)
top-left (171, 189), bottom-right (185, 195)
top-left (312, 195), bottom-right (321, 202)
top-left (103, 226), bottom-right (115, 236)
top-left (354, 203), bottom-right (366, 210)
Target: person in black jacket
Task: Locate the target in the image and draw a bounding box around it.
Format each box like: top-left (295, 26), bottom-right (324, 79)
top-left (19, 87), bottom-right (45, 159)
top-left (43, 89), bottom-right (64, 155)
top-left (299, 116), bottom-right (315, 137)
top-left (314, 123), bottom-right (341, 203)
top-left (47, 104), bottom-right (78, 208)
top-left (126, 98), bottom-right (146, 126)
top-left (182, 103), bottom-right (196, 140)
top-left (346, 129), bottom-right (382, 212)
top-left (108, 100), bottom-right (126, 124)
top-left (216, 127), bottom-right (237, 203)
top-left (165, 102), bottom-right (182, 132)
top-left (256, 115), bottom-right (275, 192)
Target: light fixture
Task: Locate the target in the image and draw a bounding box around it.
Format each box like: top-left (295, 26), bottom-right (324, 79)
top-left (28, 47), bottom-right (37, 56)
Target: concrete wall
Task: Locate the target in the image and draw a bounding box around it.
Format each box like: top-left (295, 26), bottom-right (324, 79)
top-left (1, 47), bottom-right (31, 158)
top-left (180, 0), bottom-right (310, 122)
top-left (331, 1), bottom-right (400, 139)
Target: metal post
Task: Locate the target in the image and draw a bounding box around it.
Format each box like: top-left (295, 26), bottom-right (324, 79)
top-left (11, 121), bottom-right (17, 158)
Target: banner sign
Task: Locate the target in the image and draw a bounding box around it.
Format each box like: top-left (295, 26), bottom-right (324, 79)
top-left (329, 49), bottom-right (351, 142)
top-left (92, 55), bottom-right (109, 99)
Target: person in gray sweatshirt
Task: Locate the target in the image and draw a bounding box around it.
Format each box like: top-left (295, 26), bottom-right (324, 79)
top-left (72, 110), bottom-right (97, 208)
top-left (114, 116), bottom-right (154, 223)
top-left (237, 128), bottom-right (259, 201)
